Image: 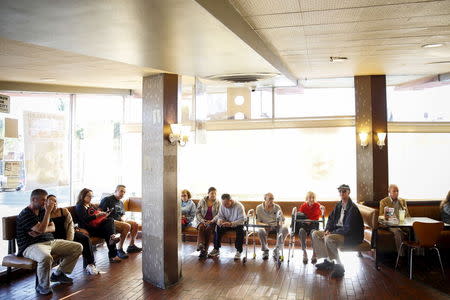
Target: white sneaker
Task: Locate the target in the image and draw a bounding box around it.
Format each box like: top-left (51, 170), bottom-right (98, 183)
top-left (85, 264), bottom-right (100, 275)
top-left (273, 248), bottom-right (280, 260)
top-left (234, 251), bottom-right (242, 260)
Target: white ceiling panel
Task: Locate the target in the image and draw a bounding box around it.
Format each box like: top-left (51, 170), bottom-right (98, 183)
top-left (229, 0), bottom-right (300, 16)
top-left (247, 13), bottom-right (303, 29)
top-left (302, 1), bottom-right (450, 25)
top-left (299, 0), bottom-right (443, 11)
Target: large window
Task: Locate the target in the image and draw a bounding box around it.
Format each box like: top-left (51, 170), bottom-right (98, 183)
top-left (275, 87), bottom-right (355, 118)
top-left (387, 85), bottom-right (450, 122)
top-left (179, 127), bottom-right (356, 202)
top-left (388, 133), bottom-right (450, 200)
top-left (0, 92), bottom-right (142, 271)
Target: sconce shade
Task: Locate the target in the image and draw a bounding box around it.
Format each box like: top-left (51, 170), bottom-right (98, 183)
top-left (359, 132), bottom-right (369, 147)
top-left (377, 132), bottom-right (386, 148)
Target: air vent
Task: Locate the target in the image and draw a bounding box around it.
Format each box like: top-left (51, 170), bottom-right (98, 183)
top-left (205, 72), bottom-right (278, 83)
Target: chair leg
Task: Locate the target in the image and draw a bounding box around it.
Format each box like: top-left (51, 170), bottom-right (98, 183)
top-left (5, 267), bottom-right (12, 283)
top-left (409, 248), bottom-right (414, 280)
top-left (357, 251), bottom-right (362, 257)
top-left (395, 243), bottom-right (404, 270)
top-left (433, 247), bottom-right (446, 279)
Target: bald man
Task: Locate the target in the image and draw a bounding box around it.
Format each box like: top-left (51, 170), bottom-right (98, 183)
top-left (255, 193), bottom-right (289, 260)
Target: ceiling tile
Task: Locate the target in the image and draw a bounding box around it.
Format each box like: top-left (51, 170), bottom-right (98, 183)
top-left (229, 0), bottom-right (300, 16)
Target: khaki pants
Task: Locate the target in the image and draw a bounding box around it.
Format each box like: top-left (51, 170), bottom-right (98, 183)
top-left (23, 239), bottom-right (83, 288)
top-left (114, 220), bottom-right (138, 249)
top-left (257, 226), bottom-right (289, 251)
top-left (389, 227), bottom-right (408, 256)
top-left (311, 230), bottom-right (344, 262)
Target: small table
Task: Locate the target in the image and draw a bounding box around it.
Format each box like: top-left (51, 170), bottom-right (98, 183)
top-left (374, 217), bottom-right (449, 269)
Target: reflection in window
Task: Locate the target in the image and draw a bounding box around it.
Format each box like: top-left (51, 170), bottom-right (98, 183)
top-left (178, 127), bottom-right (356, 201)
top-left (275, 87), bottom-right (355, 118)
top-left (387, 85), bottom-right (450, 122)
top-left (388, 133), bottom-right (450, 200)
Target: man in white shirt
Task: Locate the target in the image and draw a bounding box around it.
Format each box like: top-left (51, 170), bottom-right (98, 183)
top-left (255, 193), bottom-right (289, 260)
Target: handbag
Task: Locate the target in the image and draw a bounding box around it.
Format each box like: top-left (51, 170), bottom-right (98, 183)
top-left (87, 206), bottom-right (107, 227)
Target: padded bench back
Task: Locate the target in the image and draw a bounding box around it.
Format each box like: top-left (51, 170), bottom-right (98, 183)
top-left (356, 203), bottom-right (378, 230)
top-left (2, 215), bottom-right (18, 240)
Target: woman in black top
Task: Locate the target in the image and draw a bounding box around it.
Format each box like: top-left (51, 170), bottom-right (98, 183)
top-left (75, 188), bottom-right (121, 263)
top-left (49, 194), bottom-right (101, 275)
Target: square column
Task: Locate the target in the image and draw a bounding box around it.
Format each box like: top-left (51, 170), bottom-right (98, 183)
top-left (354, 75), bottom-right (388, 204)
top-left (142, 73), bottom-right (181, 288)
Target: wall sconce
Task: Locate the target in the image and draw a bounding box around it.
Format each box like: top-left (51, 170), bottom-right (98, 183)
top-left (376, 132), bottom-right (386, 149)
top-left (169, 124), bottom-right (190, 146)
top-left (359, 132), bottom-right (369, 147)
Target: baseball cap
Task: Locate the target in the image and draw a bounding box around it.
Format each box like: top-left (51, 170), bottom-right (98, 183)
top-left (337, 184), bottom-right (350, 191)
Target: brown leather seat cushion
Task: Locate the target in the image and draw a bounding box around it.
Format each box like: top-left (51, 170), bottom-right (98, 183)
top-left (182, 226), bottom-right (198, 235)
top-left (2, 254), bottom-right (36, 269)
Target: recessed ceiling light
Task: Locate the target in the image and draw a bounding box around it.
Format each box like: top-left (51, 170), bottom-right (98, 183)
top-left (40, 78), bottom-right (56, 82)
top-left (329, 56), bottom-right (348, 62)
top-left (422, 43), bottom-right (444, 48)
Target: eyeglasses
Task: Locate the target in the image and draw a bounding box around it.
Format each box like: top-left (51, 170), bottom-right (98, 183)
top-left (181, 194), bottom-right (188, 197)
top-left (267, 198), bottom-right (274, 200)
top-left (339, 190), bottom-right (349, 194)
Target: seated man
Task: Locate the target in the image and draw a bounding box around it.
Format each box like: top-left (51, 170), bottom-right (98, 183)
top-left (379, 184), bottom-right (410, 257)
top-left (100, 184), bottom-right (142, 259)
top-left (312, 184), bottom-right (363, 278)
top-left (255, 193), bottom-right (289, 260)
top-left (100, 185), bottom-right (142, 259)
top-left (209, 194), bottom-right (246, 260)
top-left (16, 189), bottom-right (83, 295)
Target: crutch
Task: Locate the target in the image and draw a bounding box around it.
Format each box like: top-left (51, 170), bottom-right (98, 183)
top-left (244, 209), bottom-right (256, 263)
top-left (276, 210), bottom-right (283, 267)
top-left (287, 207), bottom-right (297, 264)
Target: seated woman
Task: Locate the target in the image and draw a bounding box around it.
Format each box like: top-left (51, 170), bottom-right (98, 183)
top-left (441, 190), bottom-right (450, 224)
top-left (75, 188), bottom-right (121, 263)
top-left (181, 189), bottom-right (196, 229)
top-left (195, 187), bottom-right (220, 258)
top-left (49, 194), bottom-right (101, 275)
top-left (297, 191), bottom-right (323, 264)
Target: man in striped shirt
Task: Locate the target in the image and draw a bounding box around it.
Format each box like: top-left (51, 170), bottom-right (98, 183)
top-left (16, 189), bottom-right (82, 295)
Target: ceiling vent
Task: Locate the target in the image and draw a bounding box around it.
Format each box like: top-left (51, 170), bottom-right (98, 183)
top-left (205, 72), bottom-right (278, 83)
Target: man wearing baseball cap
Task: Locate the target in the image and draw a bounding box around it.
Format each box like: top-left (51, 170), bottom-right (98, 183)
top-left (311, 184), bottom-right (364, 278)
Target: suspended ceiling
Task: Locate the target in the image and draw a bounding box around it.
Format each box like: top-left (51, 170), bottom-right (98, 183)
top-left (0, 0), bottom-right (448, 91)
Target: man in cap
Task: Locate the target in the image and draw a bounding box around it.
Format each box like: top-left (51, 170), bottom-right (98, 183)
top-left (311, 184), bottom-right (364, 278)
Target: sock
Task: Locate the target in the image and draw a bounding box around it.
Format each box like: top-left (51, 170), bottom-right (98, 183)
top-left (54, 269), bottom-right (62, 276)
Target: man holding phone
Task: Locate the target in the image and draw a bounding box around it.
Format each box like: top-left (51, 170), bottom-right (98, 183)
top-left (100, 185), bottom-right (142, 259)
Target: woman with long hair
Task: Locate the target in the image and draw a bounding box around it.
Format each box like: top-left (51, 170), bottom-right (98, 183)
top-left (49, 194), bottom-right (101, 274)
top-left (74, 188), bottom-right (121, 263)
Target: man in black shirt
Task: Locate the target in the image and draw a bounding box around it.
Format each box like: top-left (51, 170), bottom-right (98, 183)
top-left (100, 185), bottom-right (142, 258)
top-left (16, 189), bottom-right (82, 295)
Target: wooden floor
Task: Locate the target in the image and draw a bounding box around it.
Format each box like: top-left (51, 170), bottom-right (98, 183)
top-left (1, 242), bottom-right (449, 300)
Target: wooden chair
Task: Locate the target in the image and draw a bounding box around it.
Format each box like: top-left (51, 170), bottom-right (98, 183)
top-left (395, 221), bottom-right (445, 280)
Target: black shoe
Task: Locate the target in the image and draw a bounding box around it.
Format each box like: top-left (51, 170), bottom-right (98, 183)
top-left (50, 272), bottom-right (73, 284)
top-left (127, 244), bottom-right (142, 253)
top-left (35, 284), bottom-right (52, 295)
top-left (330, 264), bottom-right (345, 278)
top-left (199, 250), bottom-right (207, 258)
top-left (117, 249), bottom-right (129, 259)
top-left (315, 260), bottom-right (335, 271)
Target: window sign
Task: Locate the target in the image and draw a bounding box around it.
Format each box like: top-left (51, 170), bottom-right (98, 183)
top-left (0, 94), bottom-right (10, 113)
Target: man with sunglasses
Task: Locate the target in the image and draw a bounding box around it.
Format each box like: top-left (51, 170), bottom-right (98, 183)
top-left (311, 184), bottom-right (364, 278)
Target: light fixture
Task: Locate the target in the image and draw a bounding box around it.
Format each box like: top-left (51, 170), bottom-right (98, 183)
top-left (422, 43), bottom-right (444, 48)
top-left (359, 132), bottom-right (369, 148)
top-left (330, 56), bottom-right (348, 62)
top-left (376, 132), bottom-right (386, 149)
top-left (169, 124), bottom-right (190, 146)
top-left (234, 95), bottom-right (245, 106)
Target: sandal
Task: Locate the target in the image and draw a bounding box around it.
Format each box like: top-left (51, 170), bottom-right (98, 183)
top-left (109, 256), bottom-right (122, 263)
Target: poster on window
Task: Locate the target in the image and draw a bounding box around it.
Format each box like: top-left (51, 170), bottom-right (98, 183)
top-left (4, 161), bottom-right (21, 176)
top-left (23, 111), bottom-right (69, 190)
